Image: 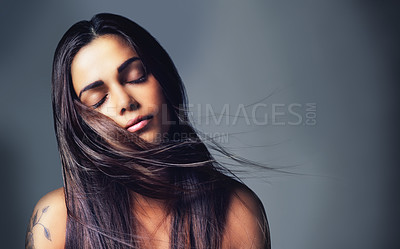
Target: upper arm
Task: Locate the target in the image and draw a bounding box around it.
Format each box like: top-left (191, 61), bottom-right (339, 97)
top-left (223, 186), bottom-right (270, 249)
top-left (25, 187), bottom-right (67, 249)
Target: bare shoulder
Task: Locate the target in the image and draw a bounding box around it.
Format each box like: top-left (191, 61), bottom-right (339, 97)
top-left (223, 185), bottom-right (270, 249)
top-left (25, 187), bottom-right (67, 249)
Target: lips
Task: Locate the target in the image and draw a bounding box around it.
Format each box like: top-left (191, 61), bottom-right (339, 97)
top-left (125, 114), bottom-right (153, 133)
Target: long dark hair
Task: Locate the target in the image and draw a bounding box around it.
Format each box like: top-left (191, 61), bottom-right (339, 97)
top-left (52, 13), bottom-right (269, 249)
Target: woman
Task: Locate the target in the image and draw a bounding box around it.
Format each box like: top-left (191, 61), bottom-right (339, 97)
top-left (26, 13), bottom-right (270, 249)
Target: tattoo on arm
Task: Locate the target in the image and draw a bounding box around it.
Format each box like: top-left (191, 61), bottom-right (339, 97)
top-left (25, 206), bottom-right (52, 249)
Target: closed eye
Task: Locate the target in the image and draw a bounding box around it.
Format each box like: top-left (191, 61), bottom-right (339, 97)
top-left (127, 74), bottom-right (147, 84)
top-left (120, 58), bottom-right (148, 84)
top-left (92, 94), bottom-right (108, 109)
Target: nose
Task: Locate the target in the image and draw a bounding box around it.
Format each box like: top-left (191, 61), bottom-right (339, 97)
top-left (112, 84), bottom-right (139, 116)
top-left (120, 102), bottom-right (138, 115)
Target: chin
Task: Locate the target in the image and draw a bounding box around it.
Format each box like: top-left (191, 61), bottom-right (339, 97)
top-left (139, 131), bottom-right (162, 144)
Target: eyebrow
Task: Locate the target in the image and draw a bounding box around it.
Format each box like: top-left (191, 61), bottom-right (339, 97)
top-left (78, 80), bottom-right (103, 99)
top-left (78, 57), bottom-right (141, 99)
top-left (117, 57), bottom-right (140, 73)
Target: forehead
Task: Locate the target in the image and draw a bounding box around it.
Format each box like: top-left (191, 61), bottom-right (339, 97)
top-left (71, 35), bottom-right (138, 92)
top-left (72, 34), bottom-right (136, 69)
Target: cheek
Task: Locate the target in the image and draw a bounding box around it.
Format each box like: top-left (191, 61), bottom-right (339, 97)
top-left (151, 85), bottom-right (166, 105)
top-left (97, 106), bottom-right (119, 122)
top-left (147, 80), bottom-right (167, 109)
top-left (131, 81), bottom-right (167, 117)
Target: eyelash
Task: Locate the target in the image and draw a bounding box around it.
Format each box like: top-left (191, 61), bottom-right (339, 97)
top-left (92, 74), bottom-right (147, 109)
top-left (126, 74), bottom-right (147, 84)
top-left (92, 94), bottom-right (108, 109)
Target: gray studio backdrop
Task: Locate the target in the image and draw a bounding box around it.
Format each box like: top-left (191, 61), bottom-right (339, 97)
top-left (0, 1), bottom-right (397, 248)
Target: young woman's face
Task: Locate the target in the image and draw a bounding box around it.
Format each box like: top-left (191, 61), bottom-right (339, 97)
top-left (71, 34), bottom-right (170, 143)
